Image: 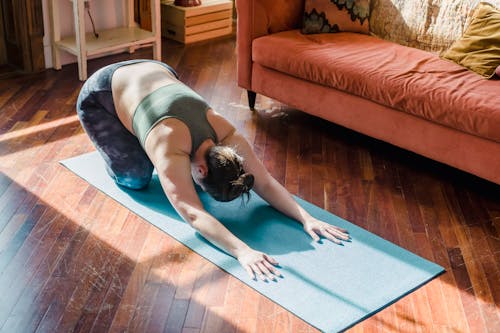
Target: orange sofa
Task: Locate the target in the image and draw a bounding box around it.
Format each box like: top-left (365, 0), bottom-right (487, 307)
top-left (236, 0), bottom-right (500, 185)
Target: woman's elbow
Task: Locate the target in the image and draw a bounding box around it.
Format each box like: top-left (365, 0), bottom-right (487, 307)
top-left (169, 196), bottom-right (203, 228)
top-left (179, 207), bottom-right (205, 231)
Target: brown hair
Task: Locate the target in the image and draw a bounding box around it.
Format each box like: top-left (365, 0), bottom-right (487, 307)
top-left (201, 145), bottom-right (254, 202)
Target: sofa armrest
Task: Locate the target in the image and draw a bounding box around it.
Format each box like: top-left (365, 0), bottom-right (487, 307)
top-left (236, 0), bottom-right (304, 90)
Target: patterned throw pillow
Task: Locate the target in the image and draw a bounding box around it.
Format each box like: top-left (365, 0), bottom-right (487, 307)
top-left (302, 0), bottom-right (371, 34)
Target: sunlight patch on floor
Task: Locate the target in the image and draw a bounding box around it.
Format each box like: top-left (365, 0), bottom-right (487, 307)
top-left (0, 115), bottom-right (79, 144)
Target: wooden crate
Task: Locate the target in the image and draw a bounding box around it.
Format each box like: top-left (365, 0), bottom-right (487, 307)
top-left (161, 0), bottom-right (233, 44)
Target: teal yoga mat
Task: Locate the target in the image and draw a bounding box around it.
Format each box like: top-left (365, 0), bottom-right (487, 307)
top-left (61, 152), bottom-right (444, 332)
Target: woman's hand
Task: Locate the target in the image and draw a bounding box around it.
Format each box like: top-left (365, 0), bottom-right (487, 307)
top-left (303, 218), bottom-right (350, 244)
top-left (237, 248), bottom-right (282, 282)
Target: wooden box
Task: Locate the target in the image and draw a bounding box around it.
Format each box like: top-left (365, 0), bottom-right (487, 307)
top-left (161, 0), bottom-right (233, 44)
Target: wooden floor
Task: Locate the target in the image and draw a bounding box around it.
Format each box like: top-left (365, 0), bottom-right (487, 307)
top-left (0, 35), bottom-right (499, 333)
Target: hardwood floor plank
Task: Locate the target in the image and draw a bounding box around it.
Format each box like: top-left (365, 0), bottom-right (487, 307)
top-left (0, 215), bottom-right (77, 333)
top-left (165, 299), bottom-right (190, 333)
top-left (255, 296), bottom-right (278, 333)
top-left (203, 267), bottom-right (229, 308)
top-left (200, 306), bottom-right (236, 333)
top-left (54, 207), bottom-right (131, 333)
top-left (174, 260), bottom-right (199, 301)
top-left (12, 191), bottom-right (107, 333)
top-left (284, 116), bottom-right (301, 195)
top-left (0, 165), bottom-right (55, 246)
top-left (407, 268), bottom-right (434, 332)
top-left (0, 183), bottom-right (29, 235)
top-left (183, 263), bottom-right (214, 329)
top-left (144, 284), bottom-right (176, 333)
top-left (297, 121), bottom-right (313, 202)
top-left (33, 199), bottom-right (123, 333)
top-left (0, 84), bottom-right (41, 132)
top-left (272, 309), bottom-right (291, 333)
top-left (106, 217), bottom-right (153, 332)
top-left (126, 230), bottom-right (187, 333)
top-left (235, 284), bottom-right (259, 333)
top-left (0, 204), bottom-right (45, 274)
top-left (0, 84), bottom-right (22, 110)
top-left (264, 116), bottom-right (288, 187)
top-left (183, 328), bottom-right (200, 333)
top-left (0, 204), bottom-right (59, 328)
top-left (89, 214), bottom-right (150, 333)
top-left (219, 276), bottom-right (245, 331)
top-left (0, 172), bottom-right (12, 199)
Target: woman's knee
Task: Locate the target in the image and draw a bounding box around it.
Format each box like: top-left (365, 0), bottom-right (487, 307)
top-left (103, 159), bottom-right (153, 190)
top-left (114, 173), bottom-right (152, 190)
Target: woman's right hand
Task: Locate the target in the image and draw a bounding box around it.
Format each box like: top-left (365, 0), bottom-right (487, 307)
top-left (237, 248), bottom-right (282, 282)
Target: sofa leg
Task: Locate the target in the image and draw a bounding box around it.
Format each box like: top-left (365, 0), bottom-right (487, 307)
top-left (247, 90), bottom-right (256, 110)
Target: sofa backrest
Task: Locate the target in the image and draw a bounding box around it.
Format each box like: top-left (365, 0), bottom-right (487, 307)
top-left (236, 0), bottom-right (499, 89)
top-left (254, 0), bottom-right (304, 33)
top-left (370, 0), bottom-right (500, 53)
top-left (245, 0), bottom-right (500, 54)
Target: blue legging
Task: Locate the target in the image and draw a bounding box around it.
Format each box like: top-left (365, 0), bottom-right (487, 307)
top-left (76, 60), bottom-right (178, 189)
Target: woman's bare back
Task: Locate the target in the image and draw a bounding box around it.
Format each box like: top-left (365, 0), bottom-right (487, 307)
top-left (111, 62), bottom-right (180, 133)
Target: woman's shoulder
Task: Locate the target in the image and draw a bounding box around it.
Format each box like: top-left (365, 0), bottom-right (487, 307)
top-left (206, 109), bottom-right (237, 143)
top-left (145, 117), bottom-right (193, 156)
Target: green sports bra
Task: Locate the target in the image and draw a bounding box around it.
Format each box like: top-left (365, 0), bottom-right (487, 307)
top-left (132, 83), bottom-right (217, 157)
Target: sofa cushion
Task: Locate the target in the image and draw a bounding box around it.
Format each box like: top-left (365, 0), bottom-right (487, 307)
top-left (252, 30), bottom-right (500, 143)
top-left (441, 2), bottom-right (500, 78)
top-left (302, 0), bottom-right (370, 34)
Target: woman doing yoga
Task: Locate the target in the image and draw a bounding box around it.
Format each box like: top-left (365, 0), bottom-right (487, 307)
top-left (77, 60), bottom-right (350, 282)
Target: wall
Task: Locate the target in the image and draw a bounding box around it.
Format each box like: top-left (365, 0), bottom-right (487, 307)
top-left (41, 0), bottom-right (127, 68)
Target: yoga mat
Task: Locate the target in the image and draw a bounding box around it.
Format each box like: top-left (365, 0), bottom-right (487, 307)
top-left (61, 152), bottom-right (444, 333)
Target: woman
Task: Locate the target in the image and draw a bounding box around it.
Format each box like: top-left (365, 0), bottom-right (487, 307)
top-left (77, 59), bottom-right (349, 282)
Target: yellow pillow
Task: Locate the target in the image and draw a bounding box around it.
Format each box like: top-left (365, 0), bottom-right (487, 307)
top-left (441, 2), bottom-right (500, 78)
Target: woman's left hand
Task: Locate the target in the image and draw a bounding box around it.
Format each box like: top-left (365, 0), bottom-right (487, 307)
top-left (303, 218), bottom-right (350, 244)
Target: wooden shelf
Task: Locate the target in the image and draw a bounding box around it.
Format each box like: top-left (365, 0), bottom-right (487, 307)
top-left (56, 27), bottom-right (156, 56)
top-left (49, 0), bottom-right (161, 80)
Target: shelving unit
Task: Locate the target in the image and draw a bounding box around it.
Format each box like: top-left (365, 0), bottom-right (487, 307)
top-left (48, 0), bottom-right (161, 80)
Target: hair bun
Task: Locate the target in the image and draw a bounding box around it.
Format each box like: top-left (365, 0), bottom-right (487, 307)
top-left (241, 173), bottom-right (254, 192)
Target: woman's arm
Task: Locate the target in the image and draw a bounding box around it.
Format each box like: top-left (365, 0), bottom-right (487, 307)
top-left (222, 132), bottom-right (350, 243)
top-left (155, 152), bottom-right (247, 254)
top-left (151, 149), bottom-right (281, 281)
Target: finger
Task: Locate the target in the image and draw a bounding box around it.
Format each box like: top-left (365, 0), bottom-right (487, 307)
top-left (251, 264), bottom-right (267, 281)
top-left (263, 254), bottom-right (279, 266)
top-left (244, 265), bottom-right (256, 280)
top-left (244, 265), bottom-right (255, 280)
top-left (326, 227), bottom-right (350, 240)
top-left (318, 228), bottom-right (341, 244)
top-left (317, 227), bottom-right (340, 244)
top-left (332, 226), bottom-right (349, 233)
top-left (332, 226), bottom-right (350, 237)
top-left (263, 260), bottom-right (282, 278)
top-left (307, 229), bottom-right (320, 242)
top-left (257, 262), bottom-right (276, 281)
